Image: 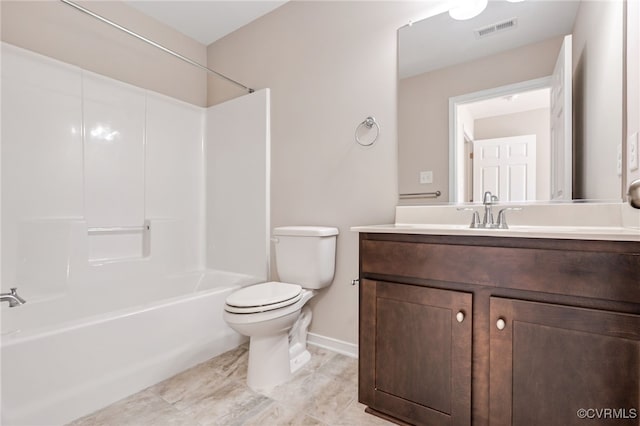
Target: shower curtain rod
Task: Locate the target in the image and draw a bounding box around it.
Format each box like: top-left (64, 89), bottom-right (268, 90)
top-left (60, 0), bottom-right (254, 94)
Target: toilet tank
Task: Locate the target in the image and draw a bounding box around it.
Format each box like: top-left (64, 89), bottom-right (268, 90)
top-left (272, 226), bottom-right (339, 289)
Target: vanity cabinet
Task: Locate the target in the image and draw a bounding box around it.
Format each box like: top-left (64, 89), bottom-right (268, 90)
top-left (358, 233), bottom-right (640, 426)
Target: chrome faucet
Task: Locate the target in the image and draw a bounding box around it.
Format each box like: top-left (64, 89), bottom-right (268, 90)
top-left (1, 288), bottom-right (26, 307)
top-left (459, 191), bottom-right (522, 229)
top-left (482, 191), bottom-right (499, 228)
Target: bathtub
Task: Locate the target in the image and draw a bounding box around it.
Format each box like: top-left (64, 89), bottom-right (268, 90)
top-left (1, 270), bottom-right (256, 426)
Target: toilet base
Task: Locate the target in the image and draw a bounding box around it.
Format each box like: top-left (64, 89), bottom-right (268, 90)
top-left (225, 291), bottom-right (318, 392)
top-left (247, 332), bottom-right (291, 391)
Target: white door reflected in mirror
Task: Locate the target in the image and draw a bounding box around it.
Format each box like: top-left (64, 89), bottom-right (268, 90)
top-left (473, 135), bottom-right (537, 203)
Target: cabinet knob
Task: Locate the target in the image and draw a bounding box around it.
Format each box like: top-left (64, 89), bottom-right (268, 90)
top-left (496, 318), bottom-right (506, 330)
top-left (456, 311), bottom-right (465, 323)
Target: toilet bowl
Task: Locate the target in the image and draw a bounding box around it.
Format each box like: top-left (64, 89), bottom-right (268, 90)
top-left (223, 226), bottom-right (338, 391)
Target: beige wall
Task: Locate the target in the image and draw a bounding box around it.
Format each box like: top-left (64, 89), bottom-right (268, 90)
top-left (572, 0), bottom-right (623, 200)
top-left (474, 108), bottom-right (551, 201)
top-left (1, 1), bottom-right (208, 106)
top-left (207, 1), bottom-right (432, 345)
top-left (398, 36), bottom-right (563, 200)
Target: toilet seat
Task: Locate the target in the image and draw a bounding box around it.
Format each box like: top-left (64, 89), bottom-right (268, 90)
top-left (225, 282), bottom-right (302, 314)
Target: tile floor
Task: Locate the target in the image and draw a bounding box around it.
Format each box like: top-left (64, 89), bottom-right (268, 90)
top-left (69, 344), bottom-right (393, 426)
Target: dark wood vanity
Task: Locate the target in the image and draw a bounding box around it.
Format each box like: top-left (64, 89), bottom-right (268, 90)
top-left (358, 232), bottom-right (640, 426)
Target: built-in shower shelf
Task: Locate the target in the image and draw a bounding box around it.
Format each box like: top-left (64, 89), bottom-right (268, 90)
top-left (88, 221), bottom-right (150, 261)
top-left (87, 224), bottom-right (150, 235)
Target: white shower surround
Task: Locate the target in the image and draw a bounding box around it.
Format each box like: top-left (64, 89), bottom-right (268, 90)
top-left (1, 43), bottom-right (271, 425)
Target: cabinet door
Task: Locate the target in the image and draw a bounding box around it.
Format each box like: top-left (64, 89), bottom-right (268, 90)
top-left (490, 297), bottom-right (640, 426)
top-left (360, 279), bottom-right (472, 426)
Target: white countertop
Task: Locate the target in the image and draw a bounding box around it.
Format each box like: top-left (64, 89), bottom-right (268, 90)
top-left (351, 223), bottom-right (640, 242)
top-left (352, 202), bottom-right (640, 242)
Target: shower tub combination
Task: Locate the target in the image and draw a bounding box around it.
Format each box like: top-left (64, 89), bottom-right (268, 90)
top-left (2, 16), bottom-right (270, 425)
top-left (1, 270), bottom-right (255, 426)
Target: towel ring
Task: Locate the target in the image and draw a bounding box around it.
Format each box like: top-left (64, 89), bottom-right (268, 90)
top-left (355, 116), bottom-right (380, 146)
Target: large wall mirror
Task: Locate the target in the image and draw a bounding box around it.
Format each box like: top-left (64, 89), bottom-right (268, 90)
top-left (398, 0), bottom-right (625, 204)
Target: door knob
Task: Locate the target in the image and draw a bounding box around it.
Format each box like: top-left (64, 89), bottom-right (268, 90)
top-left (496, 318), bottom-right (506, 330)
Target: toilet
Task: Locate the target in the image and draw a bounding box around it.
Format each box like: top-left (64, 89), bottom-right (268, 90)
top-left (223, 226), bottom-right (339, 390)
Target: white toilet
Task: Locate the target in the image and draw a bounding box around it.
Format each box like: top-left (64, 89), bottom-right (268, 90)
top-left (223, 226), bottom-right (339, 390)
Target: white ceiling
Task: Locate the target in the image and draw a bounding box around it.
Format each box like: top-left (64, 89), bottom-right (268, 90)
top-left (399, 0), bottom-right (581, 79)
top-left (124, 1), bottom-right (288, 46)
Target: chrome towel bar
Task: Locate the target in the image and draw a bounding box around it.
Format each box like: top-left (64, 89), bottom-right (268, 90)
top-left (399, 191), bottom-right (442, 199)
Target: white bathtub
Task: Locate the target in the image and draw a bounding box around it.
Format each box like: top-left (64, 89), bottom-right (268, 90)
top-left (0, 270), bottom-right (256, 426)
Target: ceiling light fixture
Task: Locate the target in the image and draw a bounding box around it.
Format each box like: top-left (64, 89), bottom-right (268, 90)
top-left (449, 0), bottom-right (488, 20)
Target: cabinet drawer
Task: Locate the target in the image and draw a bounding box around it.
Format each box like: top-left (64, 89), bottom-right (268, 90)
top-left (360, 238), bottom-right (640, 304)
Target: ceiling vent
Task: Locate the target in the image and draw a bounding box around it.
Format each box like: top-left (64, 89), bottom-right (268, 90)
top-left (475, 17), bottom-right (518, 39)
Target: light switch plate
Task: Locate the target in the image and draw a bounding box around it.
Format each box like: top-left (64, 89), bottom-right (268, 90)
top-left (617, 144), bottom-right (622, 176)
top-left (420, 171), bottom-right (433, 184)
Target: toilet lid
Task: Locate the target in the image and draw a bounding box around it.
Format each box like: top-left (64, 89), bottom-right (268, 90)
top-left (225, 282), bottom-right (303, 314)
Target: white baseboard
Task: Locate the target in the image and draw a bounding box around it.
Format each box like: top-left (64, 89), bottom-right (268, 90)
top-left (307, 332), bottom-right (358, 358)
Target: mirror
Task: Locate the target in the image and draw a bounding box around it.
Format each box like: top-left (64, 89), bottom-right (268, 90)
top-left (398, 0), bottom-right (625, 204)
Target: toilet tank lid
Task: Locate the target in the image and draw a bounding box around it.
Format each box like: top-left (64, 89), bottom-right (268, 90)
top-left (273, 226), bottom-right (339, 237)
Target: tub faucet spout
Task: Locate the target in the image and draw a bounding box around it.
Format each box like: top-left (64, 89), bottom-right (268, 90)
top-left (1, 288), bottom-right (26, 307)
